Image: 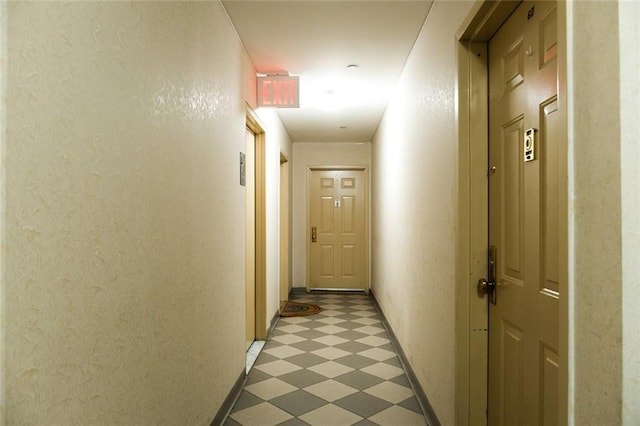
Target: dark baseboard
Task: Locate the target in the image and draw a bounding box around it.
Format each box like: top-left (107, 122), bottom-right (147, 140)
top-left (268, 307), bottom-right (280, 339)
top-left (292, 286), bottom-right (307, 294)
top-left (370, 290), bottom-right (441, 426)
top-left (213, 308), bottom-right (279, 425)
top-left (210, 368), bottom-right (246, 426)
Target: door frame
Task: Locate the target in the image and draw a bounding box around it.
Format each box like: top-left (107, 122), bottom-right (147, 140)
top-left (454, 1), bottom-right (568, 424)
top-left (279, 152), bottom-right (290, 312)
top-left (305, 165), bottom-right (369, 293)
top-left (246, 107), bottom-right (267, 341)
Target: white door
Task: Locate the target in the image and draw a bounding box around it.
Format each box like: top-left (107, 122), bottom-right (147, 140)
top-left (487, 1), bottom-right (561, 424)
top-left (308, 169), bottom-right (367, 291)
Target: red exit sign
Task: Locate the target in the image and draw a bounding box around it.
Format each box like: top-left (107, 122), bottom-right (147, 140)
top-left (257, 75), bottom-right (299, 108)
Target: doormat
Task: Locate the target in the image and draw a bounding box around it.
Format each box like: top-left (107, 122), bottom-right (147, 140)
top-left (280, 302), bottom-right (322, 317)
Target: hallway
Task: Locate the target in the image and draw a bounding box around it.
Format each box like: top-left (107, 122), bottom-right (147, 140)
top-left (2, 1), bottom-right (638, 424)
top-left (225, 293), bottom-right (426, 426)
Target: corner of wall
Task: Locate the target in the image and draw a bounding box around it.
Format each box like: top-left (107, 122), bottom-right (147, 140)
top-left (619, 1), bottom-right (640, 422)
top-left (0, 1), bottom-right (7, 421)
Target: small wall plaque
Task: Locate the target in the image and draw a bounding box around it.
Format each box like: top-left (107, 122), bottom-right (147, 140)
top-left (240, 152), bottom-right (246, 186)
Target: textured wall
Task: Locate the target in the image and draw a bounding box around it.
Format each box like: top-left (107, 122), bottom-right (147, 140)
top-left (3, 2), bottom-right (280, 423)
top-left (619, 2), bottom-right (640, 422)
top-left (370, 2), bottom-right (473, 424)
top-left (568, 1), bottom-right (623, 423)
top-left (291, 142), bottom-right (371, 287)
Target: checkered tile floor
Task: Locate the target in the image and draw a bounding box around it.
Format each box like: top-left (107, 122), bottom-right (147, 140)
top-left (224, 292), bottom-right (427, 426)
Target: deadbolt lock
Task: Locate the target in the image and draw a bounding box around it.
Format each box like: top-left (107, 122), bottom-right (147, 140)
top-left (478, 278), bottom-right (496, 292)
top-left (479, 246), bottom-right (498, 304)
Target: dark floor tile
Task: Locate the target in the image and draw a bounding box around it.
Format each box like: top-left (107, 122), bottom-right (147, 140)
top-left (286, 352), bottom-right (329, 368)
top-left (295, 329), bottom-right (330, 340)
top-left (290, 340), bottom-right (327, 353)
top-left (277, 418), bottom-right (310, 426)
top-left (222, 416), bottom-right (242, 426)
top-left (278, 368), bottom-right (328, 388)
top-left (335, 330), bottom-right (369, 341)
top-left (378, 343), bottom-right (396, 353)
top-left (334, 391), bottom-right (392, 418)
top-left (270, 389), bottom-right (328, 416)
top-left (263, 339), bottom-right (285, 349)
top-left (334, 341), bottom-right (375, 354)
top-left (333, 370), bottom-right (385, 390)
top-left (245, 368), bottom-right (272, 385)
top-left (254, 352), bottom-right (279, 365)
top-left (301, 320), bottom-right (334, 329)
top-left (229, 390), bottom-right (264, 413)
top-left (334, 353), bottom-right (379, 370)
top-left (331, 320), bottom-right (368, 330)
top-left (335, 313), bottom-right (366, 321)
top-left (398, 396), bottom-right (424, 414)
top-left (389, 373), bottom-right (411, 387)
top-left (381, 355), bottom-right (402, 368)
top-left (352, 419), bottom-right (379, 426)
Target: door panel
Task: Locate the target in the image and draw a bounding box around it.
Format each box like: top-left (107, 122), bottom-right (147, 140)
top-left (541, 98), bottom-right (560, 296)
top-left (309, 169), bottom-right (366, 290)
top-left (488, 2), bottom-right (560, 424)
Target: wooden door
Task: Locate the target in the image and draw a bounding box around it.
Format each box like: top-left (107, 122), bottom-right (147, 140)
top-left (488, 1), bottom-right (561, 424)
top-left (308, 169), bottom-right (367, 291)
top-left (245, 128), bottom-right (256, 350)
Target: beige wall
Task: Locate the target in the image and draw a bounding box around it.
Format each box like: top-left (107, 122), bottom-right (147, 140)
top-left (619, 2), bottom-right (640, 422)
top-left (1, 2), bottom-right (289, 423)
top-left (567, 1), bottom-right (640, 423)
top-left (568, 1), bottom-right (621, 423)
top-left (371, 2), bottom-right (474, 424)
top-left (0, 1), bottom-right (6, 422)
top-left (291, 142), bottom-right (371, 287)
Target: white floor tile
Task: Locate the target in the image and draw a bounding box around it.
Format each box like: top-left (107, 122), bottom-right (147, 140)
top-left (245, 377), bottom-right (297, 400)
top-left (312, 335), bottom-right (349, 346)
top-left (230, 402), bottom-right (293, 426)
top-left (352, 317), bottom-right (381, 325)
top-left (304, 379), bottom-right (358, 402)
top-left (299, 403), bottom-right (364, 425)
top-left (278, 324), bottom-right (310, 334)
top-left (311, 346), bottom-right (352, 360)
top-left (308, 360), bottom-right (355, 378)
top-left (356, 335), bottom-right (390, 347)
top-left (353, 325), bottom-right (386, 335)
top-left (315, 325), bottom-right (348, 334)
top-left (263, 345), bottom-right (305, 359)
top-left (271, 334), bottom-right (306, 345)
top-left (364, 381), bottom-right (415, 404)
top-left (361, 362), bottom-right (405, 380)
top-left (359, 347), bottom-right (396, 361)
top-left (368, 405), bottom-right (426, 425)
top-left (254, 359), bottom-right (302, 376)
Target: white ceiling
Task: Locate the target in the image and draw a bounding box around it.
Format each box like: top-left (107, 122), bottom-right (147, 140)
top-left (222, 0), bottom-right (434, 143)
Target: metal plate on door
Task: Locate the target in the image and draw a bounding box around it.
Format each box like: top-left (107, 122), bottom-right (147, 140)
top-left (524, 128), bottom-right (537, 162)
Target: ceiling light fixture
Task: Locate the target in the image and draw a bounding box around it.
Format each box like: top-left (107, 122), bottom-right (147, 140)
top-left (347, 64), bottom-right (359, 69)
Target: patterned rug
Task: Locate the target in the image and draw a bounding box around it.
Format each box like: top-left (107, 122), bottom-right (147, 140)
top-left (280, 301), bottom-right (322, 317)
